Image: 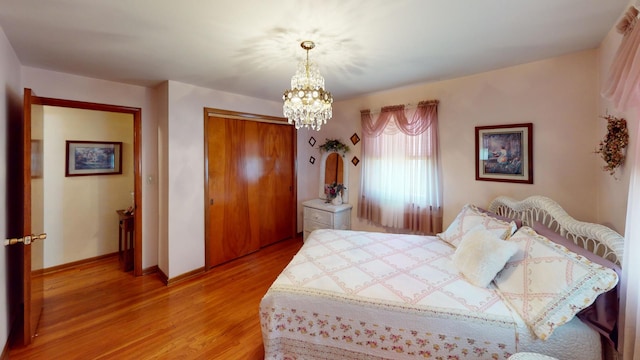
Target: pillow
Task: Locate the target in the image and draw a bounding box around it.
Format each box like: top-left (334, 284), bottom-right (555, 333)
top-left (452, 226), bottom-right (519, 287)
top-left (531, 221), bottom-right (621, 348)
top-left (494, 226), bottom-right (619, 340)
top-left (477, 207), bottom-right (523, 229)
top-left (437, 204), bottom-right (517, 247)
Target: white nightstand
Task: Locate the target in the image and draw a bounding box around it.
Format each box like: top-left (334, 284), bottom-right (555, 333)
top-left (302, 199), bottom-right (352, 242)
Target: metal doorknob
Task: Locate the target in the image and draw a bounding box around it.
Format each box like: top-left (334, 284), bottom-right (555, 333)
top-left (4, 233), bottom-right (47, 246)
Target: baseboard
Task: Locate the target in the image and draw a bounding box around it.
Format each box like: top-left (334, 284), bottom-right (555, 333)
top-left (42, 252), bottom-right (118, 275)
top-left (1, 338), bottom-right (9, 360)
top-left (142, 265), bottom-right (158, 276)
top-left (160, 267), bottom-right (206, 287)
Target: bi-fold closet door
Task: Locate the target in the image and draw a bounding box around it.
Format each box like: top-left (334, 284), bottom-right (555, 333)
top-left (205, 109), bottom-right (296, 269)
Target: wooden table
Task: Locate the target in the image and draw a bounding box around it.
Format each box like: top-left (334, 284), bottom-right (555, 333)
top-left (116, 210), bottom-right (134, 272)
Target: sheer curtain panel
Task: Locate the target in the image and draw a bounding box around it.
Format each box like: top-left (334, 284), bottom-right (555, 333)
top-left (359, 100), bottom-right (442, 234)
top-left (602, 6), bottom-right (640, 360)
top-left (602, 6), bottom-right (640, 110)
top-left (621, 122), bottom-right (640, 360)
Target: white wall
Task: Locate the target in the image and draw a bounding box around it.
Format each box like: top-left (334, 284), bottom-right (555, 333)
top-left (0, 24), bottom-right (22, 354)
top-left (21, 67), bottom-right (159, 270)
top-left (162, 80), bottom-right (282, 278)
top-left (42, 107), bottom-right (134, 267)
top-left (306, 50), bottom-right (601, 231)
top-left (155, 81), bottom-right (169, 275)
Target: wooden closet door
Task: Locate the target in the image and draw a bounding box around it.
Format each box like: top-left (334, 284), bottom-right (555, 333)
top-left (257, 122), bottom-right (294, 247)
top-left (206, 114), bottom-right (295, 268)
top-left (207, 116), bottom-right (260, 266)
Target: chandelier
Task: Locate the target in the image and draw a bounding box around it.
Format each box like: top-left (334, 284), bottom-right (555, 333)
top-left (283, 41), bottom-right (333, 131)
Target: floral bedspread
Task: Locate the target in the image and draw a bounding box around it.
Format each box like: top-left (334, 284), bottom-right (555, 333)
top-left (259, 229), bottom-right (600, 360)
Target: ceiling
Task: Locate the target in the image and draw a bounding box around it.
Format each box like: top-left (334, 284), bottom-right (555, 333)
top-left (0, 0), bottom-right (630, 102)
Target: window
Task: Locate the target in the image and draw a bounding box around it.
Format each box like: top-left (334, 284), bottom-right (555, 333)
top-left (359, 101), bottom-right (442, 234)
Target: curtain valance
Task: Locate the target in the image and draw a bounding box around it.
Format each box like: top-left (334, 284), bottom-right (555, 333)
top-left (360, 100), bottom-right (439, 137)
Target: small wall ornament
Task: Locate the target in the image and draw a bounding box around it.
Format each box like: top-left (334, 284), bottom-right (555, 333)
top-left (595, 114), bottom-right (629, 177)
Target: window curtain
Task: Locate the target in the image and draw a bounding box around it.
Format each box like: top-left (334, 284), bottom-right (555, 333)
top-left (358, 100), bottom-right (442, 234)
top-left (621, 122), bottom-right (640, 359)
top-left (602, 6), bottom-right (640, 110)
top-left (602, 6), bottom-right (640, 360)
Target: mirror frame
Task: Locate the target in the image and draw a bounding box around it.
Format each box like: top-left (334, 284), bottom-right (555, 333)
top-left (318, 150), bottom-right (349, 203)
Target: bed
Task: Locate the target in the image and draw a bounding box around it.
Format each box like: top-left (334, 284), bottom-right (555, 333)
top-left (259, 196), bottom-right (624, 360)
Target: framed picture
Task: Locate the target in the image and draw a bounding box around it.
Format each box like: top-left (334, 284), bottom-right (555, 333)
top-left (66, 141), bottom-right (123, 177)
top-left (475, 123), bottom-right (533, 184)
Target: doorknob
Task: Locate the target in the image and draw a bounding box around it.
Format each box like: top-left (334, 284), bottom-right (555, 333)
top-left (4, 233), bottom-right (47, 246)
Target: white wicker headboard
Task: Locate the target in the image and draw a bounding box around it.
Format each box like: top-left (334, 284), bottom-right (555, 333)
top-left (487, 195), bottom-right (624, 266)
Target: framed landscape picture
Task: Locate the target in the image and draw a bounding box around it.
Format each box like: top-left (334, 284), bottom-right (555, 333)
top-left (66, 141), bottom-right (123, 176)
top-left (475, 123), bottom-right (533, 184)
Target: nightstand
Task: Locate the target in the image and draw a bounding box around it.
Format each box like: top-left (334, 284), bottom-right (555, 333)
top-left (302, 199), bottom-right (352, 242)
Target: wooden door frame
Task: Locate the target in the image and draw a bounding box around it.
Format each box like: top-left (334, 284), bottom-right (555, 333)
top-left (30, 93), bottom-right (144, 276)
top-left (203, 107), bottom-right (297, 271)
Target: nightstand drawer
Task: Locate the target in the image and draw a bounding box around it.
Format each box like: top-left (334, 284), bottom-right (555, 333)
top-left (303, 219), bottom-right (330, 233)
top-left (304, 207), bottom-right (333, 226)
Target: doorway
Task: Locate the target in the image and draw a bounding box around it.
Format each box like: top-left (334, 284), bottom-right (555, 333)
top-left (31, 95), bottom-right (143, 276)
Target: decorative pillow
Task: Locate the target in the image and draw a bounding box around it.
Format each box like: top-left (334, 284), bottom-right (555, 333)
top-left (494, 227), bottom-right (619, 340)
top-left (531, 221), bottom-right (621, 347)
top-left (437, 204), bottom-right (517, 247)
top-left (477, 207), bottom-right (523, 229)
top-left (452, 226), bottom-right (519, 287)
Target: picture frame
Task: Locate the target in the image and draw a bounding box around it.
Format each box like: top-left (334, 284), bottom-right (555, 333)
top-left (66, 141), bottom-right (123, 177)
top-left (475, 123), bottom-right (533, 184)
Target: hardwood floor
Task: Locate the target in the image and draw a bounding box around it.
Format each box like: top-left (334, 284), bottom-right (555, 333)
top-left (8, 237), bottom-right (303, 360)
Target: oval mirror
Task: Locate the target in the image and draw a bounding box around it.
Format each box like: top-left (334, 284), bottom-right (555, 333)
top-left (324, 153), bottom-right (343, 185)
top-left (319, 151), bottom-right (349, 202)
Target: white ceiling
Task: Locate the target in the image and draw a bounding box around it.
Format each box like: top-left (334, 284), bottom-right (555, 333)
top-left (0, 0), bottom-right (630, 102)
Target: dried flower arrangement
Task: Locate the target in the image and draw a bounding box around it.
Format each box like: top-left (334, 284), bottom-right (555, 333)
top-left (595, 115), bottom-right (629, 177)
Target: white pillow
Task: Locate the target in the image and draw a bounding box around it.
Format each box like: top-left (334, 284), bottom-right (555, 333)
top-left (494, 227), bottom-right (619, 340)
top-left (452, 226), bottom-right (519, 287)
top-left (437, 204), bottom-right (517, 247)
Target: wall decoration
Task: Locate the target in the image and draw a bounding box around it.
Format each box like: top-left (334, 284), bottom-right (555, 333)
top-left (350, 133), bottom-right (360, 145)
top-left (66, 141), bottom-right (123, 176)
top-left (318, 138), bottom-right (350, 155)
top-left (594, 114), bottom-right (628, 177)
top-left (308, 137), bottom-right (316, 147)
top-left (475, 123), bottom-right (533, 184)
top-left (309, 156), bottom-right (316, 164)
top-left (351, 156), bottom-right (360, 166)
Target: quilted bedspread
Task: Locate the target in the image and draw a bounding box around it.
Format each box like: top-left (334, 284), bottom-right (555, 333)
top-left (260, 229), bottom-right (601, 360)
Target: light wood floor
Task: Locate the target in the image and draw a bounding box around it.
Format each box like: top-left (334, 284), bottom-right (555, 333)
top-left (9, 237), bottom-right (303, 360)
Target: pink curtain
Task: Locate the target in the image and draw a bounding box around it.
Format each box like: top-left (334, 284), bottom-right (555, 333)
top-left (602, 6), bottom-right (640, 110)
top-left (358, 100), bottom-right (442, 234)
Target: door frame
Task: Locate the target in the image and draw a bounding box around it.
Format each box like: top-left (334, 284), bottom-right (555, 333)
top-left (30, 94), bottom-right (143, 276)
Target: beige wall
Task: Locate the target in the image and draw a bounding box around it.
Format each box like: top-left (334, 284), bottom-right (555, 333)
top-left (306, 50), bottom-right (602, 232)
top-left (42, 106), bottom-right (134, 267)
